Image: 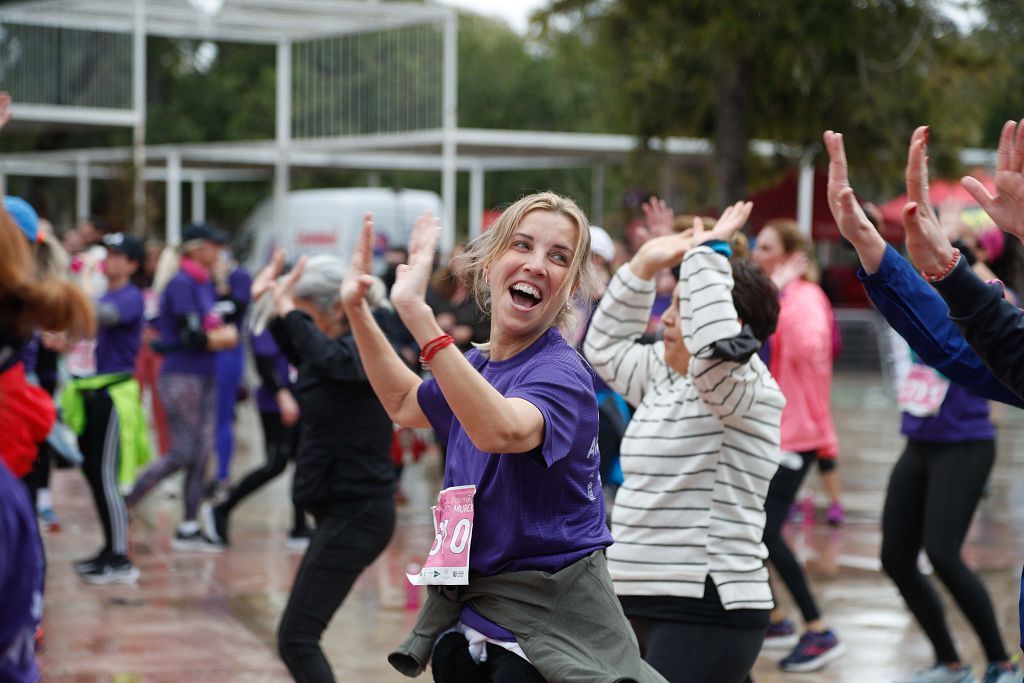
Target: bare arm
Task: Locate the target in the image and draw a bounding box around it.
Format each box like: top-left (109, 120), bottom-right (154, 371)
top-left (341, 215), bottom-right (428, 428)
top-left (388, 212), bottom-right (546, 454)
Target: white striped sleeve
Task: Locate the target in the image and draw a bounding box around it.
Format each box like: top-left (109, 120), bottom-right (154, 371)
top-left (584, 263), bottom-right (660, 407)
top-left (678, 246), bottom-right (759, 423)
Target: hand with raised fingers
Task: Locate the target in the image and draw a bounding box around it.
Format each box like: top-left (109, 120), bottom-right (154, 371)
top-left (691, 200), bottom-right (752, 247)
top-left (270, 255), bottom-right (307, 318)
top-left (341, 213), bottom-right (378, 313)
top-left (0, 92), bottom-right (11, 131)
top-left (642, 197), bottom-right (676, 238)
top-left (389, 210), bottom-right (441, 321)
top-left (252, 248), bottom-right (285, 300)
top-left (962, 119), bottom-right (1024, 241)
top-left (771, 253), bottom-right (809, 290)
top-left (902, 126), bottom-right (957, 277)
top-left (630, 232), bottom-right (693, 280)
top-left (824, 130), bottom-right (888, 273)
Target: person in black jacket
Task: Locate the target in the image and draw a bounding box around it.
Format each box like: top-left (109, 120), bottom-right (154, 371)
top-left (232, 250), bottom-right (396, 683)
top-left (828, 118), bottom-right (1024, 680)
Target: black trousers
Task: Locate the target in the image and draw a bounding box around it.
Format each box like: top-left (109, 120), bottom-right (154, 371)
top-left (629, 617), bottom-right (763, 683)
top-left (22, 373), bottom-right (57, 508)
top-left (79, 389), bottom-right (130, 559)
top-left (881, 438), bottom-right (1006, 664)
top-left (278, 497), bottom-right (396, 683)
top-left (221, 411), bottom-right (306, 531)
top-left (763, 450), bottom-right (821, 623)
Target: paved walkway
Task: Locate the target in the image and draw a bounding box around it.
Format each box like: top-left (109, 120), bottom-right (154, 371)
top-left (35, 372), bottom-right (1024, 682)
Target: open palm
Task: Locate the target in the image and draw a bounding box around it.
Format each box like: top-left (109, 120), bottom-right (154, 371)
top-left (341, 213), bottom-right (377, 312)
top-left (389, 210), bottom-right (441, 316)
top-left (962, 119), bottom-right (1024, 241)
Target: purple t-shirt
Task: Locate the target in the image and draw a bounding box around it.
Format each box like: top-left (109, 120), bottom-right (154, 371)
top-left (96, 284), bottom-right (144, 375)
top-left (153, 270), bottom-right (217, 376)
top-left (417, 326), bottom-right (612, 578)
top-left (0, 461), bottom-right (44, 683)
top-left (251, 329), bottom-right (291, 413)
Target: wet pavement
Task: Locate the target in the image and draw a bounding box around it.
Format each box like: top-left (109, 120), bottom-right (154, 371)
top-left (35, 371), bottom-right (1024, 682)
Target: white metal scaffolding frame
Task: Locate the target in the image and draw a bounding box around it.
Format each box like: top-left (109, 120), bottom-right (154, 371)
top-left (0, 0), bottom-right (1001, 247)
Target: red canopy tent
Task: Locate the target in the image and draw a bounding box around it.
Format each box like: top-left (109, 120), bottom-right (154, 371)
top-left (877, 171), bottom-right (995, 237)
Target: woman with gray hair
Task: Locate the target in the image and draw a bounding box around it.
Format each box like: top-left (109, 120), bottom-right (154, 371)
top-left (234, 250), bottom-right (396, 683)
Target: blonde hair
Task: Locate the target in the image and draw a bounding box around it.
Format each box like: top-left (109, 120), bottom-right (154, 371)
top-left (762, 219), bottom-right (819, 283)
top-left (456, 192), bottom-right (599, 348)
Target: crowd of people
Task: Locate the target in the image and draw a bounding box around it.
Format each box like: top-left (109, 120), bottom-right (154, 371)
top-left (3, 82), bottom-right (1024, 683)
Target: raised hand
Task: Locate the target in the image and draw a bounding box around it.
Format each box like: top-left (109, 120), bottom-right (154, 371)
top-left (389, 210), bottom-right (441, 318)
top-left (341, 213), bottom-right (378, 312)
top-left (642, 197), bottom-right (676, 238)
top-left (269, 254), bottom-right (307, 317)
top-left (252, 248), bottom-right (285, 299)
top-left (0, 92), bottom-right (11, 131)
top-left (962, 119), bottom-right (1024, 241)
top-left (824, 130), bottom-right (890, 273)
top-left (630, 232), bottom-right (692, 280)
top-left (901, 126), bottom-right (957, 277)
top-left (691, 200), bottom-right (752, 247)
top-left (770, 252), bottom-right (809, 290)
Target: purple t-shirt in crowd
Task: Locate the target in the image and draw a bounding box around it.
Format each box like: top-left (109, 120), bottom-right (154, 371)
top-left (251, 329), bottom-right (291, 414)
top-left (901, 364), bottom-right (995, 442)
top-left (153, 269), bottom-right (218, 376)
top-left (0, 461), bottom-right (44, 683)
top-left (418, 326), bottom-right (612, 577)
top-left (96, 284), bottom-right (144, 375)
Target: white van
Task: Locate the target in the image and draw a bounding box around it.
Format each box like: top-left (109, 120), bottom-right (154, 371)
top-left (238, 188), bottom-right (442, 273)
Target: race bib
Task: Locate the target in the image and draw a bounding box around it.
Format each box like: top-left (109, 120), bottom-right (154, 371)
top-left (66, 339), bottom-right (97, 377)
top-left (407, 484), bottom-right (475, 586)
top-left (897, 364), bottom-right (950, 417)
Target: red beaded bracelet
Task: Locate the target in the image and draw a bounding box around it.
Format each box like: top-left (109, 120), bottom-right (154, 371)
top-left (419, 334), bottom-right (455, 369)
top-left (922, 248), bottom-right (961, 283)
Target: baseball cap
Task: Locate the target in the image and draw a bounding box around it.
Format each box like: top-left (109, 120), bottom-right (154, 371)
top-left (102, 232), bottom-right (146, 264)
top-left (589, 225), bottom-right (616, 263)
top-left (4, 196), bottom-right (40, 243)
top-left (182, 223), bottom-right (229, 245)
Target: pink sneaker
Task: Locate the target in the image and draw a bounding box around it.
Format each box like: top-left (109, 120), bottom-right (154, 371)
top-left (826, 502), bottom-right (845, 527)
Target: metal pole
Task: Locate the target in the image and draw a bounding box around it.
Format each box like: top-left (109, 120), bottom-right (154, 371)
top-left (76, 157), bottom-right (90, 221)
top-left (591, 162), bottom-right (605, 226)
top-left (275, 39), bottom-right (292, 249)
top-left (469, 164), bottom-right (484, 239)
top-left (367, 171), bottom-right (381, 187)
top-left (440, 12), bottom-right (458, 252)
top-left (132, 0), bottom-right (146, 234)
top-left (191, 178), bottom-right (206, 223)
top-left (797, 149), bottom-right (815, 237)
top-left (166, 152), bottom-right (181, 244)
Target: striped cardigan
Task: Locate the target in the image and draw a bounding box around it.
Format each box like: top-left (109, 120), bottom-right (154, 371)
top-left (584, 246), bottom-right (785, 610)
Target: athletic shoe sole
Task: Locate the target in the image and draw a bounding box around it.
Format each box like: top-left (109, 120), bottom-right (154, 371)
top-left (80, 566), bottom-right (141, 586)
top-left (780, 642), bottom-right (846, 673)
top-left (171, 537), bottom-right (225, 554)
top-left (201, 504), bottom-right (227, 546)
top-left (762, 633), bottom-right (800, 650)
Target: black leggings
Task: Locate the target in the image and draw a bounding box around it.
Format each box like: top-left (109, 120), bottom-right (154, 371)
top-left (629, 617), bottom-right (762, 683)
top-left (881, 439), bottom-right (1006, 664)
top-left (80, 389), bottom-right (131, 559)
top-left (278, 497), bottom-right (395, 683)
top-left (221, 411), bottom-right (306, 531)
top-left (763, 450), bottom-right (821, 623)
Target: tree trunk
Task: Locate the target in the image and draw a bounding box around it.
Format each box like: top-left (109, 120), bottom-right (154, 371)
top-left (713, 57), bottom-right (750, 209)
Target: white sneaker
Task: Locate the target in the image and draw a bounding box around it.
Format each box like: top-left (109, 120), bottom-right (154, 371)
top-left (80, 559), bottom-right (140, 586)
top-left (171, 528), bottom-right (224, 553)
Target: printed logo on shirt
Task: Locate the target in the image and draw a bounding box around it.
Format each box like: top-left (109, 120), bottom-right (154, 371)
top-left (587, 436), bottom-right (599, 460)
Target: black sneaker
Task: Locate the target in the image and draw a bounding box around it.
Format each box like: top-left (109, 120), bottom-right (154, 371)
top-left (80, 558), bottom-right (140, 585)
top-left (286, 527), bottom-right (313, 552)
top-left (202, 503), bottom-right (229, 547)
top-left (171, 528), bottom-right (224, 554)
top-left (72, 552), bottom-right (107, 575)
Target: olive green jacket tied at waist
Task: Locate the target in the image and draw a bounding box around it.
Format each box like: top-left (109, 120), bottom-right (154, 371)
top-left (60, 373), bottom-right (152, 489)
top-left (388, 550), bottom-right (668, 683)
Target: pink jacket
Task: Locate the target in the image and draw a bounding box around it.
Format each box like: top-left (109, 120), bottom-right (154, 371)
top-left (768, 279), bottom-right (839, 456)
